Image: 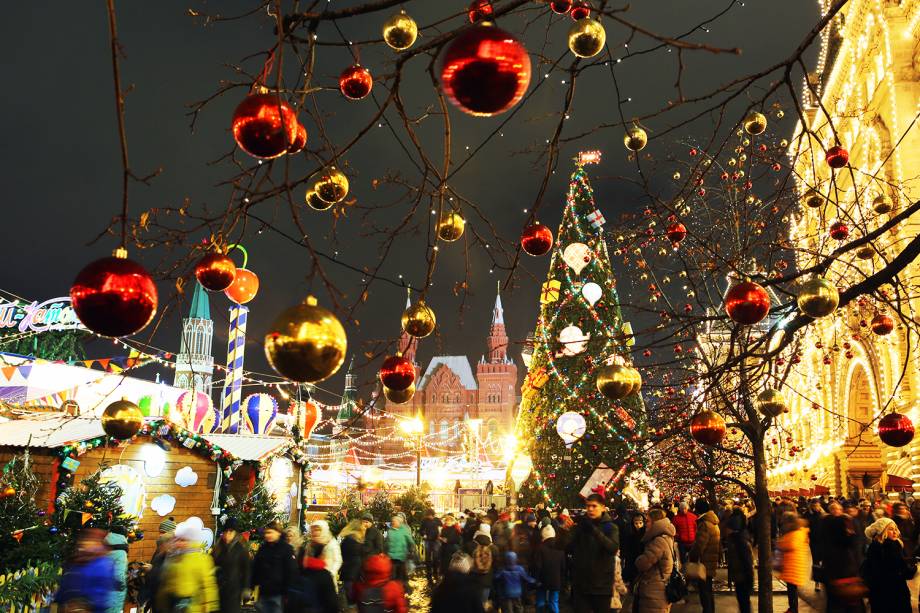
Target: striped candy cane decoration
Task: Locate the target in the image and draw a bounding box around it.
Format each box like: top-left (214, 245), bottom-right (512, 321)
top-left (220, 305), bottom-right (248, 433)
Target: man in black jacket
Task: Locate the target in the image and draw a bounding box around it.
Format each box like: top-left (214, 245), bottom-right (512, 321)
top-left (567, 493), bottom-right (619, 613)
top-left (212, 521), bottom-right (251, 613)
top-left (421, 510), bottom-right (444, 581)
top-left (250, 521), bottom-right (297, 613)
top-left (361, 512), bottom-right (384, 557)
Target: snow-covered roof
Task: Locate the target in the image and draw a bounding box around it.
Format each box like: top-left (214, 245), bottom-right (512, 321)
top-left (419, 356), bottom-right (478, 390)
top-left (202, 433), bottom-right (292, 462)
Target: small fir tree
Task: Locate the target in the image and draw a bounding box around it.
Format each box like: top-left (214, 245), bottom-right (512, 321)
top-left (52, 470), bottom-right (134, 553)
top-left (392, 486), bottom-right (432, 534)
top-left (0, 453), bottom-right (59, 572)
top-left (222, 482), bottom-right (285, 536)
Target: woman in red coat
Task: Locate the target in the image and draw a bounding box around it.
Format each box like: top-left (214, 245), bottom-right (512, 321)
top-left (351, 554), bottom-right (408, 613)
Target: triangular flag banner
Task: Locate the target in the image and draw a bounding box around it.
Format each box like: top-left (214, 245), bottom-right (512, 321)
top-left (81, 512), bottom-right (93, 526)
top-left (11, 530), bottom-right (24, 543)
top-left (17, 365), bottom-right (32, 379)
top-left (0, 366), bottom-right (15, 381)
top-left (97, 359), bottom-right (110, 370)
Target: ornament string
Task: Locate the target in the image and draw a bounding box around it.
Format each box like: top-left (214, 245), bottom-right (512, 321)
top-left (105, 0), bottom-right (131, 250)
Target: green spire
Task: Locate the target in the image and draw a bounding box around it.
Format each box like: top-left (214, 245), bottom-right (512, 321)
top-left (188, 282), bottom-right (210, 320)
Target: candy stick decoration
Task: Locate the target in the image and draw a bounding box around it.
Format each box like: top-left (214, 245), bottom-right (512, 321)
top-left (220, 304), bottom-right (249, 433)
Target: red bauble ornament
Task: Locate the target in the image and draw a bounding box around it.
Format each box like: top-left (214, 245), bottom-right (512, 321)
top-left (871, 313), bottom-right (895, 336)
top-left (690, 410), bottom-right (726, 446)
top-left (231, 93), bottom-right (299, 159)
top-left (829, 220), bottom-right (849, 240)
top-left (379, 355), bottom-right (415, 391)
top-left (468, 0), bottom-right (493, 23)
top-left (71, 253), bottom-right (158, 338)
top-left (825, 145), bottom-right (849, 169)
top-left (549, 0), bottom-right (572, 13)
top-left (570, 1), bottom-right (591, 19)
top-left (339, 65), bottom-right (373, 100)
top-left (724, 281), bottom-right (770, 325)
top-left (288, 123), bottom-right (307, 154)
top-left (440, 23), bottom-right (531, 117)
top-left (878, 412), bottom-right (914, 447)
top-left (666, 222), bottom-right (687, 244)
top-left (224, 268), bottom-right (259, 304)
top-left (521, 223), bottom-right (553, 256)
top-left (195, 252), bottom-right (237, 292)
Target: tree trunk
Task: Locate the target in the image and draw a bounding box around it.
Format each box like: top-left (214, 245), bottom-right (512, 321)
top-left (751, 435), bottom-right (774, 613)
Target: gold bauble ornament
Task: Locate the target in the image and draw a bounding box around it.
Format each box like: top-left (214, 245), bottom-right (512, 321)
top-left (402, 300), bottom-right (436, 338)
top-left (627, 366), bottom-right (643, 395)
top-left (803, 188), bottom-right (823, 208)
top-left (384, 383), bottom-right (416, 404)
top-left (383, 11), bottom-right (418, 51)
top-left (596, 364), bottom-right (635, 400)
top-left (872, 194), bottom-right (893, 214)
top-left (264, 296), bottom-right (347, 383)
top-left (437, 212), bottom-right (466, 242)
top-left (797, 277), bottom-right (839, 318)
top-left (101, 399), bottom-right (144, 440)
top-left (743, 111), bottom-right (767, 135)
top-left (568, 18), bottom-right (606, 58)
top-left (624, 125), bottom-right (647, 152)
top-left (306, 190), bottom-right (333, 211)
top-left (755, 388), bottom-right (788, 418)
top-left (314, 167), bottom-right (349, 204)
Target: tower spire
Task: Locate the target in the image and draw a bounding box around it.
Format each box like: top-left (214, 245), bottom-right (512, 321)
top-left (487, 283), bottom-right (508, 362)
top-left (174, 282), bottom-right (215, 396)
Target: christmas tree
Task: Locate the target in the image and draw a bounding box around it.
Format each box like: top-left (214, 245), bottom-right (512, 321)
top-left (517, 156), bottom-right (645, 507)
top-left (0, 452), bottom-right (58, 572)
top-left (221, 482), bottom-right (285, 536)
top-left (53, 471), bottom-right (135, 553)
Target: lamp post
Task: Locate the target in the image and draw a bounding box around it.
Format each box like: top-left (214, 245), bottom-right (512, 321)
top-left (400, 414), bottom-right (424, 486)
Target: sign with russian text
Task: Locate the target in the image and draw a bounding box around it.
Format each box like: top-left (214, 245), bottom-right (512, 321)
top-left (0, 298), bottom-right (85, 333)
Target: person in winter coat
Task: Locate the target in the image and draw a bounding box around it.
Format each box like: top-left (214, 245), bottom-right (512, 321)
top-left (211, 523), bottom-right (251, 613)
top-left (621, 513), bottom-right (646, 586)
top-left (493, 551), bottom-right (537, 613)
top-left (361, 513), bottom-right (384, 557)
top-left (532, 525), bottom-right (564, 613)
top-left (568, 494), bottom-right (619, 613)
top-left (609, 552), bottom-right (628, 613)
top-left (820, 502), bottom-right (865, 613)
top-left (421, 510), bottom-right (443, 581)
top-left (440, 514), bottom-right (463, 578)
top-left (671, 502), bottom-right (697, 565)
top-left (803, 498), bottom-right (826, 590)
top-left (892, 502), bottom-right (917, 557)
top-left (385, 515), bottom-right (417, 589)
top-left (288, 556), bottom-right (338, 613)
top-left (351, 554), bottom-right (408, 613)
top-left (688, 501), bottom-right (720, 613)
top-left (466, 523), bottom-right (500, 608)
top-left (777, 513), bottom-right (810, 613)
top-left (105, 529), bottom-right (129, 613)
top-left (308, 520), bottom-right (342, 585)
top-left (156, 521), bottom-right (219, 613)
top-left (337, 519), bottom-right (366, 603)
top-left (511, 516), bottom-right (539, 571)
top-left (862, 517), bottom-right (915, 613)
top-left (633, 511), bottom-right (676, 613)
top-left (250, 521), bottom-right (297, 613)
top-left (57, 528), bottom-right (116, 613)
top-left (430, 553), bottom-right (485, 613)
top-left (724, 507), bottom-right (754, 613)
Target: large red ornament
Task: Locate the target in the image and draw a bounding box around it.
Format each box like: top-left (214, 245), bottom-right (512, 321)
top-left (724, 281), bottom-right (771, 325)
top-left (521, 223), bottom-right (553, 256)
top-left (570, 1), bottom-right (591, 19)
top-left (690, 410), bottom-right (726, 446)
top-left (339, 65), bottom-right (374, 100)
top-left (468, 0), bottom-right (493, 23)
top-left (231, 93), bottom-right (299, 159)
top-left (224, 268), bottom-right (259, 304)
top-left (71, 254), bottom-right (158, 338)
top-left (825, 145), bottom-right (849, 169)
top-left (829, 221), bottom-right (849, 241)
top-left (550, 0), bottom-right (572, 13)
top-left (379, 355), bottom-right (415, 391)
top-left (871, 313), bottom-right (895, 336)
top-left (666, 222), bottom-right (687, 244)
top-left (878, 412), bottom-right (914, 447)
top-left (440, 23), bottom-right (531, 117)
top-left (195, 252), bottom-right (237, 292)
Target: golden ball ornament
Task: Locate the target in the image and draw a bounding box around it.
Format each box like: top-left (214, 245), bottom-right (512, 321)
top-left (384, 383), bottom-right (416, 405)
top-left (743, 111), bottom-right (767, 135)
top-left (264, 296), bottom-right (347, 383)
top-left (568, 18), bottom-right (606, 58)
top-left (870, 313), bottom-right (894, 336)
top-left (624, 125), bottom-right (647, 152)
top-left (596, 364), bottom-right (634, 400)
top-left (627, 366), bottom-right (643, 395)
top-left (755, 388), bottom-right (788, 418)
top-left (872, 194), bottom-right (893, 214)
top-left (84, 501), bottom-right (94, 509)
top-left (306, 190), bottom-right (333, 211)
top-left (383, 11), bottom-right (418, 51)
top-left (401, 300), bottom-right (437, 338)
top-left (437, 212), bottom-right (466, 242)
top-left (101, 399), bottom-right (144, 440)
top-left (802, 188), bottom-right (824, 208)
top-left (797, 277), bottom-right (839, 318)
top-left (314, 167), bottom-right (349, 204)
top-left (690, 410), bottom-right (726, 446)
top-left (2, 486), bottom-right (16, 497)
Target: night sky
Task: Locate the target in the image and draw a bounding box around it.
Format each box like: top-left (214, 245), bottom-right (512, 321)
top-left (0, 1), bottom-right (818, 402)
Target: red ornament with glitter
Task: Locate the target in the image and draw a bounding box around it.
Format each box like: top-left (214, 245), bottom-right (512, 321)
top-left (71, 250), bottom-right (158, 338)
top-left (521, 223), bottom-right (554, 256)
top-left (871, 313), bottom-right (894, 335)
top-left (550, 0), bottom-right (572, 13)
top-left (379, 355), bottom-right (416, 391)
top-left (224, 268), bottom-right (259, 304)
top-left (570, 1), bottom-right (591, 19)
top-left (878, 412), bottom-right (914, 447)
top-left (440, 23), bottom-right (531, 117)
top-left (339, 65), bottom-right (373, 100)
top-left (666, 222), bottom-right (687, 244)
top-left (724, 281), bottom-right (770, 325)
top-left (829, 221), bottom-right (849, 241)
top-left (825, 145), bottom-right (849, 169)
top-left (231, 93), bottom-right (299, 159)
top-left (195, 252), bottom-right (237, 292)
top-left (468, 0), bottom-right (493, 23)
top-left (690, 410), bottom-right (726, 446)
top-left (288, 123), bottom-right (307, 154)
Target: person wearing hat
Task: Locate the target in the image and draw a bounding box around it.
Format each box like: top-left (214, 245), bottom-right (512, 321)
top-left (361, 512), bottom-right (384, 558)
top-left (212, 519), bottom-right (250, 613)
top-left (511, 513), bottom-right (539, 572)
top-left (569, 494), bottom-right (619, 613)
top-left (156, 520), bottom-right (219, 613)
top-left (250, 520), bottom-right (296, 613)
top-left (633, 508), bottom-right (675, 613)
top-left (439, 514), bottom-right (463, 578)
top-left (862, 517), bottom-right (914, 612)
top-left (430, 553), bottom-right (484, 613)
top-left (56, 527), bottom-right (117, 613)
top-left (385, 514), bottom-right (417, 591)
top-left (466, 522), bottom-right (499, 608)
top-left (533, 524), bottom-right (564, 613)
top-left (105, 527), bottom-right (130, 613)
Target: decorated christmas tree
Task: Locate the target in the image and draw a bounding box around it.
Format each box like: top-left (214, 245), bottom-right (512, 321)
top-left (52, 471), bottom-right (135, 551)
top-left (221, 482), bottom-right (285, 536)
top-left (517, 155), bottom-right (645, 507)
top-left (0, 452), bottom-right (59, 572)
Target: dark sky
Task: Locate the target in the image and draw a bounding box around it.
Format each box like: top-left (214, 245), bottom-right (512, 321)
top-left (0, 1), bottom-right (818, 402)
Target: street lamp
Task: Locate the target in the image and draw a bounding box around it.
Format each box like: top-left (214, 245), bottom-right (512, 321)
top-left (400, 414), bottom-right (424, 486)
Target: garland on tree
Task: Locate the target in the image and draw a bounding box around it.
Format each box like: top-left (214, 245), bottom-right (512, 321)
top-left (52, 471), bottom-right (135, 552)
top-left (220, 482), bottom-right (285, 536)
top-left (0, 452), bottom-right (59, 572)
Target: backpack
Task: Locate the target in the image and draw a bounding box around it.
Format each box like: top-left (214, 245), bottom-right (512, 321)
top-left (473, 544), bottom-right (493, 573)
top-left (358, 585), bottom-right (388, 613)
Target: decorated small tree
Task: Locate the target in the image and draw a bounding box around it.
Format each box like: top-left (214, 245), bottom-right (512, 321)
top-left (326, 489), bottom-right (363, 536)
top-left (52, 471), bottom-right (134, 542)
top-left (221, 482), bottom-right (285, 537)
top-left (0, 452), bottom-right (58, 572)
top-left (393, 486), bottom-right (432, 534)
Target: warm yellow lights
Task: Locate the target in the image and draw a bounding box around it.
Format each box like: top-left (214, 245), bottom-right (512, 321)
top-left (400, 414), bottom-right (424, 436)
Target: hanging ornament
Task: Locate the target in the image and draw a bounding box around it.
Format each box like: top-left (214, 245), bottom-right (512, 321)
top-left (306, 190), bottom-right (333, 211)
top-left (690, 410), bottom-right (726, 446)
top-left (224, 268), bottom-right (260, 304)
top-left (71, 249), bottom-right (158, 338)
top-left (666, 222), bottom-right (687, 244)
top-left (379, 355), bottom-right (415, 391)
top-left (339, 65), bottom-right (373, 100)
top-left (264, 296), bottom-right (347, 382)
top-left (623, 125), bottom-right (647, 152)
top-left (382, 11), bottom-right (418, 51)
top-left (231, 93), bottom-right (299, 159)
top-left (558, 325), bottom-right (590, 355)
top-left (829, 220), bottom-right (849, 241)
top-left (314, 167), bottom-right (349, 204)
top-left (243, 393), bottom-right (278, 434)
top-left (802, 188), bottom-right (824, 208)
top-left (596, 364), bottom-right (636, 400)
top-left (570, 1), bottom-right (591, 19)
top-left (724, 280), bottom-right (770, 325)
top-left (195, 251), bottom-right (237, 292)
top-left (468, 0), bottom-right (493, 23)
top-left (521, 223), bottom-right (554, 256)
top-left (288, 123), bottom-right (307, 154)
top-left (101, 399), bottom-right (144, 439)
top-left (440, 22), bottom-right (531, 117)
top-left (437, 212), bottom-right (466, 242)
top-left (568, 18), bottom-right (606, 58)
top-left (384, 383), bottom-right (415, 405)
top-left (581, 282), bottom-right (602, 306)
top-left (797, 277), bottom-right (839, 318)
top-left (742, 111), bottom-right (767, 135)
top-left (871, 313), bottom-right (894, 335)
top-left (550, 0), bottom-right (572, 13)
top-left (562, 242), bottom-right (592, 274)
top-left (540, 280), bottom-right (562, 304)
top-left (402, 301), bottom-right (437, 338)
top-left (878, 412), bottom-right (914, 447)
top-left (755, 388), bottom-right (788, 418)
top-left (825, 145), bottom-right (849, 169)
top-left (555, 411), bottom-right (587, 447)
top-left (872, 194), bottom-right (893, 214)
top-left (856, 245), bottom-right (875, 260)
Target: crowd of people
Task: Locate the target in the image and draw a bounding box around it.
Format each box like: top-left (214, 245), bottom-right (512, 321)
top-left (52, 492), bottom-right (920, 613)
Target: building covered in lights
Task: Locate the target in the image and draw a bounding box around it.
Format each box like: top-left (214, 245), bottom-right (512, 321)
top-left (767, 0), bottom-right (920, 498)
